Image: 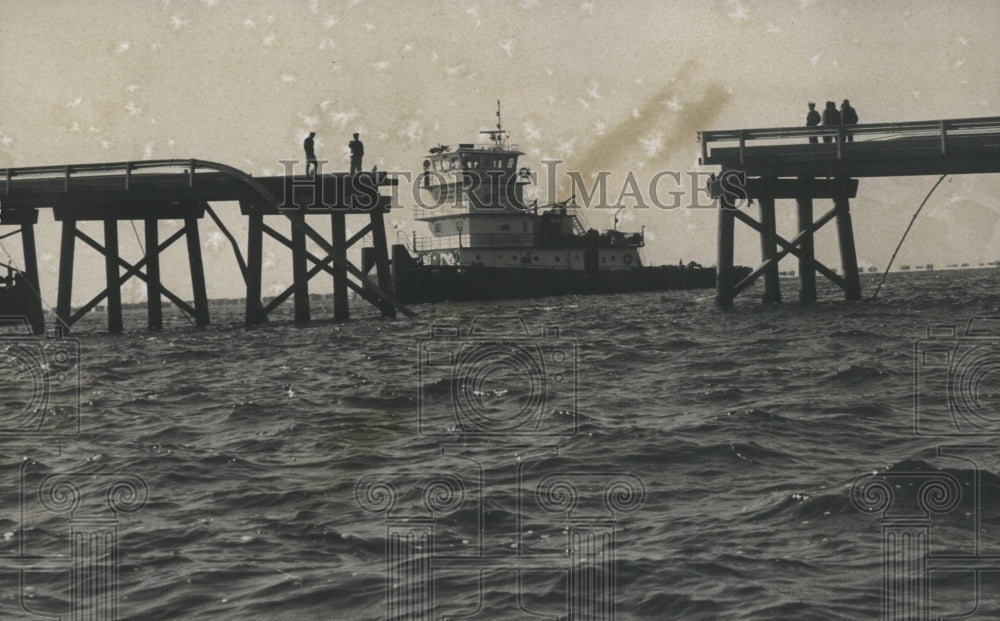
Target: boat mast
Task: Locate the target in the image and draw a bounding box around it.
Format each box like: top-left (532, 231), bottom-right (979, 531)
top-left (480, 100), bottom-right (507, 149)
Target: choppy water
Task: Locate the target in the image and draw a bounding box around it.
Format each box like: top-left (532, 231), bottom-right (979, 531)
top-left (3, 269), bottom-right (1000, 620)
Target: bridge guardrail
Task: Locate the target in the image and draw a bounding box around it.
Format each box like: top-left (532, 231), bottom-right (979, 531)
top-left (699, 116), bottom-right (1000, 163)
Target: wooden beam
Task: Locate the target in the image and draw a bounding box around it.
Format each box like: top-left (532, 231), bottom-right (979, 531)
top-left (185, 216), bottom-right (210, 326)
top-left (796, 184), bottom-right (817, 303)
top-left (204, 203), bottom-right (248, 281)
top-left (368, 212), bottom-right (395, 318)
top-left (709, 177), bottom-right (859, 200)
top-left (19, 223), bottom-right (44, 334)
top-left (103, 220), bottom-right (123, 334)
top-left (56, 219), bottom-right (76, 332)
top-left (345, 222), bottom-right (374, 249)
top-left (834, 188), bottom-right (862, 301)
top-left (291, 211), bottom-right (310, 322)
top-left (244, 206), bottom-right (265, 326)
top-left (145, 219), bottom-right (162, 330)
top-left (331, 213), bottom-right (349, 321)
top-left (758, 189), bottom-right (781, 304)
top-left (716, 188), bottom-right (736, 308)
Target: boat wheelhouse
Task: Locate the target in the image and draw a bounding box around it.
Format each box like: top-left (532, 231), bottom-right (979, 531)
top-left (409, 102), bottom-right (645, 273)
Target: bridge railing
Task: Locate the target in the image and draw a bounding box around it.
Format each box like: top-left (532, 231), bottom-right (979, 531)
top-left (0, 159), bottom-right (281, 203)
top-left (699, 116), bottom-right (1000, 163)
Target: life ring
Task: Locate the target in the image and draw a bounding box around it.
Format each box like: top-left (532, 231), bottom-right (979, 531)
top-left (623, 253), bottom-right (633, 265)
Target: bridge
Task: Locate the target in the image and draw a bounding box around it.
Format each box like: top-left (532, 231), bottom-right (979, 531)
top-left (0, 159), bottom-right (414, 333)
top-left (698, 116), bottom-right (1000, 306)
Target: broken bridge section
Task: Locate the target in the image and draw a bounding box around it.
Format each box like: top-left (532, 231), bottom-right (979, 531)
top-left (699, 116), bottom-right (1000, 306)
top-left (0, 159), bottom-right (414, 334)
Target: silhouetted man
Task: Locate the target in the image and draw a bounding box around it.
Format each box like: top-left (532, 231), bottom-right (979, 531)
top-left (822, 101), bottom-right (840, 143)
top-left (304, 132), bottom-right (318, 175)
top-left (349, 132), bottom-right (364, 174)
top-left (841, 99), bottom-right (858, 142)
top-left (806, 102), bottom-right (821, 144)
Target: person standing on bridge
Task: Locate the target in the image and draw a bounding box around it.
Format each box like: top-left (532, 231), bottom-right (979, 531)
top-left (822, 101), bottom-right (841, 143)
top-left (304, 132), bottom-right (318, 176)
top-left (349, 132), bottom-right (364, 175)
top-left (806, 102), bottom-right (821, 143)
top-left (840, 99), bottom-right (858, 142)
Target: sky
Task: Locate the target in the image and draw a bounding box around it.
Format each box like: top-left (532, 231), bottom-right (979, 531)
top-left (1, 0), bottom-right (998, 305)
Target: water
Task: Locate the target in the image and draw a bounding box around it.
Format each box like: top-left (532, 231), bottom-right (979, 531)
top-left (3, 269), bottom-right (1000, 619)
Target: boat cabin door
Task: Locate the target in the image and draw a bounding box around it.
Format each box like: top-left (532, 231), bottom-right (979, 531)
top-left (584, 249), bottom-right (599, 273)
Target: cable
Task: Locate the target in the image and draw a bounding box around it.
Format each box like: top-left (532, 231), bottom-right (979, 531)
top-left (871, 172), bottom-right (950, 301)
top-left (129, 219), bottom-right (145, 254)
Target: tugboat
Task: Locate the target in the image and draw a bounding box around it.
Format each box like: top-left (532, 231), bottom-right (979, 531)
top-left (390, 103), bottom-right (745, 304)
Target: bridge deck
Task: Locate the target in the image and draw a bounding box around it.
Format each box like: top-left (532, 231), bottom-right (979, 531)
top-left (0, 159), bottom-right (410, 332)
top-left (0, 159), bottom-right (393, 221)
top-left (700, 116), bottom-right (1000, 178)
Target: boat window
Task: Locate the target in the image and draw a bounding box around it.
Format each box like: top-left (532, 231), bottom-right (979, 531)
top-left (434, 222), bottom-right (442, 233)
top-left (507, 158), bottom-right (516, 168)
top-left (433, 160), bottom-right (443, 171)
top-left (522, 221), bottom-right (527, 232)
top-left (555, 256), bottom-right (560, 262)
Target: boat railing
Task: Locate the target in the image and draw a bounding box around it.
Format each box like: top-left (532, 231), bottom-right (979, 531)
top-left (473, 143), bottom-right (520, 151)
top-left (413, 233), bottom-right (535, 251)
top-left (469, 233), bottom-right (535, 247)
top-left (413, 235), bottom-right (460, 251)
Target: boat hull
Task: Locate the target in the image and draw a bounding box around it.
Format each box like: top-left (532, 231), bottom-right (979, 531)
top-left (392, 253), bottom-right (742, 304)
top-left (0, 274), bottom-right (45, 334)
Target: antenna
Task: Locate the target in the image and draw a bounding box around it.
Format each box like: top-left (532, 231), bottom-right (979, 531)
top-left (480, 99), bottom-right (508, 149)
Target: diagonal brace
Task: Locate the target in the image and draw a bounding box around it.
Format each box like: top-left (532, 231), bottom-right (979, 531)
top-left (730, 206), bottom-right (845, 294)
top-left (71, 227), bottom-right (196, 324)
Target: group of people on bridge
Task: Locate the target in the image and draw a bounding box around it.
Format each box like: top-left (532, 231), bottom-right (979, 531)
top-left (303, 131), bottom-right (365, 176)
top-left (806, 99), bottom-right (858, 143)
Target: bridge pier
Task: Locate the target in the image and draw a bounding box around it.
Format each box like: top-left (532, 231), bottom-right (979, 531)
top-left (145, 219), bottom-right (162, 331)
top-left (52, 203), bottom-right (212, 334)
top-left (244, 206), bottom-right (266, 326)
top-left (57, 219), bottom-right (76, 331)
top-left (834, 182), bottom-right (862, 301)
top-left (331, 213), bottom-right (349, 321)
top-left (758, 189), bottom-right (781, 304)
top-left (103, 220), bottom-right (123, 334)
top-left (795, 182), bottom-right (817, 303)
top-left (18, 218), bottom-right (44, 335)
top-left (368, 211), bottom-right (396, 318)
top-left (716, 181), bottom-right (736, 308)
top-left (184, 215), bottom-right (210, 326)
top-left (290, 211), bottom-right (310, 323)
top-left (711, 176), bottom-right (860, 307)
